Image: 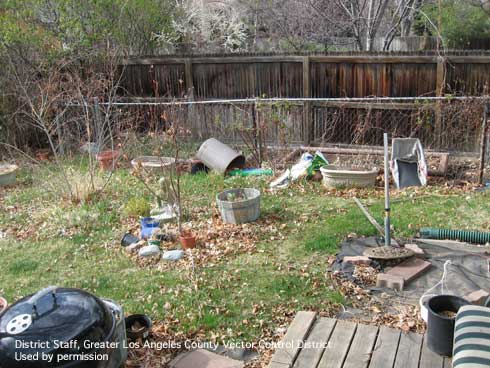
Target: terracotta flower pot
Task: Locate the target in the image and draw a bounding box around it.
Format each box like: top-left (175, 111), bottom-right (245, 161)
top-left (96, 150), bottom-right (119, 171)
top-left (179, 231), bottom-right (196, 249)
top-left (36, 149), bottom-right (50, 161)
top-left (0, 297), bottom-right (8, 314)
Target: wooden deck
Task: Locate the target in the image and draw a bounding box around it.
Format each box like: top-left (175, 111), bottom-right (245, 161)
top-left (269, 311), bottom-right (452, 368)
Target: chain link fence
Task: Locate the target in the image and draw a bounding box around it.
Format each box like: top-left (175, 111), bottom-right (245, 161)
top-left (37, 95), bottom-right (486, 181)
top-left (94, 97), bottom-right (487, 155)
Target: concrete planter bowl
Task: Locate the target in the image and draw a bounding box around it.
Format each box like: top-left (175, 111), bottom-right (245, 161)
top-left (216, 188), bottom-right (261, 224)
top-left (131, 156), bottom-right (176, 170)
top-left (0, 164), bottom-right (18, 187)
top-left (320, 165), bottom-right (378, 188)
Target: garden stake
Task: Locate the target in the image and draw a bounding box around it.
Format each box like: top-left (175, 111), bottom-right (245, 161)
top-left (384, 133), bottom-right (391, 247)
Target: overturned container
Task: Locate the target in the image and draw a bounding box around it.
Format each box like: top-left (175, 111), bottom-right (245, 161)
top-left (196, 138), bottom-right (245, 174)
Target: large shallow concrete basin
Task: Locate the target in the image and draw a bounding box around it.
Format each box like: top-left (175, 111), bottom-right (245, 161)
top-left (320, 165), bottom-right (378, 188)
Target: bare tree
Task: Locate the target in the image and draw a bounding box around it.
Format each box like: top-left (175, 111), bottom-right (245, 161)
top-left (383, 0), bottom-right (425, 50)
top-left (239, 0), bottom-right (429, 52)
top-left (307, 0), bottom-right (429, 51)
top-left (4, 48), bottom-right (126, 202)
top-left (329, 0), bottom-right (390, 51)
top-left (239, 0), bottom-right (349, 51)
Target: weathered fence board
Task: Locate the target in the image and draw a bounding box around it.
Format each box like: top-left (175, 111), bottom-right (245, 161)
top-left (120, 52), bottom-right (490, 98)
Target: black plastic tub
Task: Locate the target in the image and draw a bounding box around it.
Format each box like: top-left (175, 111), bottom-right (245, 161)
top-left (121, 233), bottom-right (139, 247)
top-left (427, 295), bottom-right (469, 356)
top-left (125, 314), bottom-right (152, 340)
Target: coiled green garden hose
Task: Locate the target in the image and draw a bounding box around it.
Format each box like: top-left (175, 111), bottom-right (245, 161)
top-left (420, 227), bottom-right (490, 245)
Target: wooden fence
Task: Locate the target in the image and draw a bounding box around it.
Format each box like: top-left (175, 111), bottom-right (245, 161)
top-left (116, 52), bottom-right (490, 151)
top-left (119, 51), bottom-right (490, 99)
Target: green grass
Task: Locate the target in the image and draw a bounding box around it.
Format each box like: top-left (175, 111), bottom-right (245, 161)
top-left (1, 159), bottom-right (489, 341)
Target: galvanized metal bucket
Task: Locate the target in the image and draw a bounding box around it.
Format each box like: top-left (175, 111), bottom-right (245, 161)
top-left (196, 138), bottom-right (245, 174)
top-left (216, 188), bottom-right (261, 224)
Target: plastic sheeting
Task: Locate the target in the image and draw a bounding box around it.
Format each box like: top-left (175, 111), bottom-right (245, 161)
top-left (390, 138), bottom-right (428, 189)
top-left (333, 237), bottom-right (490, 304)
top-left (270, 152), bottom-right (328, 189)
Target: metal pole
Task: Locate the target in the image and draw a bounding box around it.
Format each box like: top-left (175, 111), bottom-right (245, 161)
top-left (384, 133), bottom-right (391, 247)
top-left (478, 104), bottom-right (488, 185)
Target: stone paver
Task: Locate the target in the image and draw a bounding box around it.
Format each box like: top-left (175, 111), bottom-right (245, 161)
top-left (387, 257), bottom-right (431, 282)
top-left (376, 273), bottom-right (405, 291)
top-left (170, 349), bottom-right (244, 368)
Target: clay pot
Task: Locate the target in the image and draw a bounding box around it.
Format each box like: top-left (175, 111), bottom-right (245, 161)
top-left (0, 297), bottom-right (8, 314)
top-left (96, 150), bottom-right (119, 171)
top-left (179, 231), bottom-right (197, 249)
top-left (36, 149), bottom-right (50, 161)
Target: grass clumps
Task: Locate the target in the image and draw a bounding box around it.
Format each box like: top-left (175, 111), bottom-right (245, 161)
top-left (123, 196), bottom-right (151, 218)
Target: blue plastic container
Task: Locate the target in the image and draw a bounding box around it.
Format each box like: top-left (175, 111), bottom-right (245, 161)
top-left (140, 217), bottom-right (160, 239)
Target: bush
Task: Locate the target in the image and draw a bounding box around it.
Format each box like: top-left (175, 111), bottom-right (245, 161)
top-left (123, 197), bottom-right (151, 218)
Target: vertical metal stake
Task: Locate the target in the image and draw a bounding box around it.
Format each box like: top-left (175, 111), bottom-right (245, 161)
top-left (478, 104), bottom-right (488, 185)
top-left (384, 133), bottom-right (391, 247)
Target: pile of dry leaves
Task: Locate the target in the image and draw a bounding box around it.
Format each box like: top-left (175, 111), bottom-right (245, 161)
top-left (125, 208), bottom-right (283, 270)
top-left (330, 264), bottom-right (426, 335)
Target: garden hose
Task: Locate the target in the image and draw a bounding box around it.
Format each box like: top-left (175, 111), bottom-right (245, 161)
top-left (420, 227), bottom-right (490, 245)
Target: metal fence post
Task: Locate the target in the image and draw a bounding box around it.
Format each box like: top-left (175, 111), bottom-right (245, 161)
top-left (384, 133), bottom-right (391, 247)
top-left (478, 103), bottom-right (489, 185)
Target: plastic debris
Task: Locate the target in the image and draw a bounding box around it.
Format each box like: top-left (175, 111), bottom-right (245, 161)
top-left (270, 151), bottom-right (328, 189)
top-left (228, 168), bottom-right (273, 177)
top-left (150, 204), bottom-right (177, 223)
top-left (391, 138), bottom-right (427, 189)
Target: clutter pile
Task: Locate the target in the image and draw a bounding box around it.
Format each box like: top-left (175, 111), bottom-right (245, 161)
top-left (333, 236), bottom-right (490, 357)
top-left (123, 139), bottom-right (271, 269)
top-left (270, 152), bottom-right (328, 189)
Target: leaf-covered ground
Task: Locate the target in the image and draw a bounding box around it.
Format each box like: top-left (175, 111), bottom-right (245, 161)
top-left (0, 158), bottom-right (489, 366)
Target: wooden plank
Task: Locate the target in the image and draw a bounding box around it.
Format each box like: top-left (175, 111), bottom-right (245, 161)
top-left (269, 311), bottom-right (317, 366)
top-left (303, 56), bottom-right (312, 145)
top-left (122, 55), bottom-right (305, 65)
top-left (309, 56), bottom-right (438, 63)
top-left (448, 56), bottom-right (490, 64)
top-left (343, 324), bottom-right (379, 368)
top-left (293, 318), bottom-right (337, 368)
top-left (436, 57), bottom-right (446, 96)
top-left (393, 333), bottom-right (423, 368)
top-left (121, 54), bottom-right (490, 66)
top-left (184, 59), bottom-right (194, 97)
top-left (369, 326), bottom-right (401, 368)
top-left (419, 337), bottom-right (444, 368)
top-left (353, 197), bottom-right (385, 236)
top-left (434, 57), bottom-right (446, 148)
top-left (300, 145), bottom-right (450, 158)
top-left (311, 101), bottom-right (421, 110)
top-left (317, 320), bottom-right (357, 368)
top-left (269, 362), bottom-right (289, 368)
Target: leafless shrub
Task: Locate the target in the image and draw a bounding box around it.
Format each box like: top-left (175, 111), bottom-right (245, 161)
top-left (3, 49), bottom-right (128, 203)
